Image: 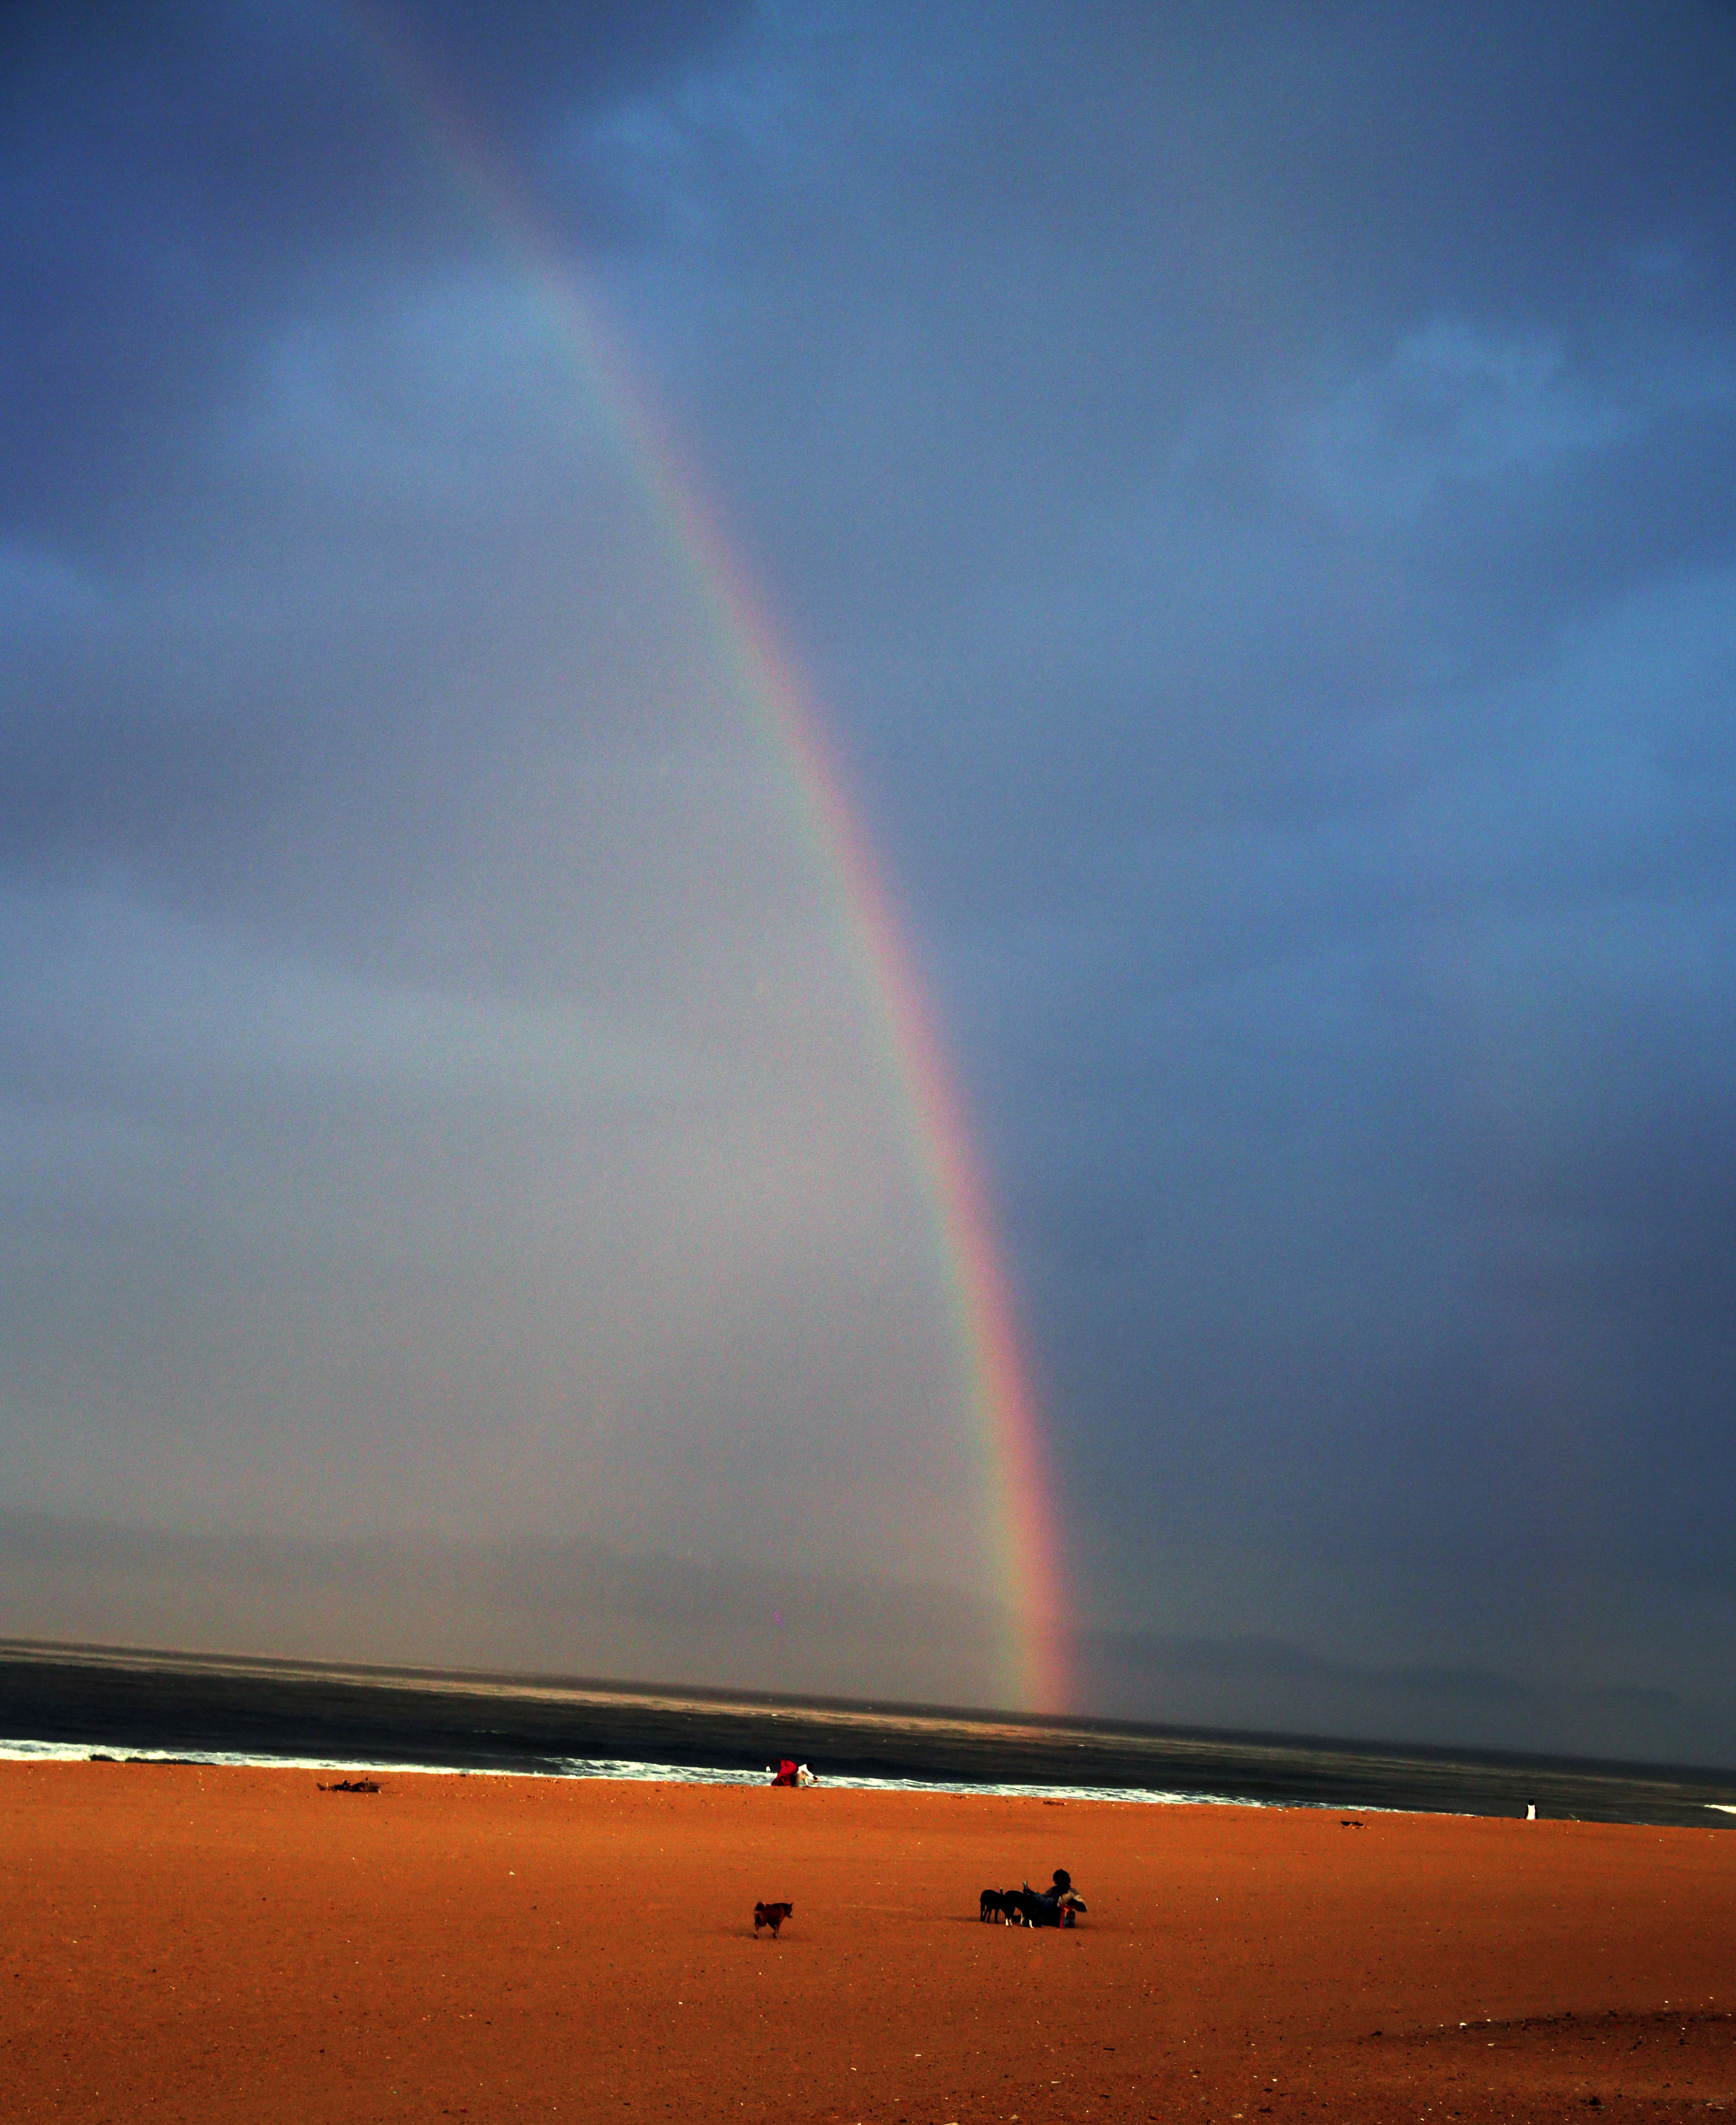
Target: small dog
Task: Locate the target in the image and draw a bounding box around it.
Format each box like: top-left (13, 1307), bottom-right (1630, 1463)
top-left (979, 1888), bottom-right (1010, 1923)
top-left (754, 1900), bottom-right (794, 1937)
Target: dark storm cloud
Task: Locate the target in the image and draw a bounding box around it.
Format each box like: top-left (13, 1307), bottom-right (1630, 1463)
top-left (405, 0), bottom-right (752, 131)
top-left (0, 0), bottom-right (747, 538)
top-left (3, 0), bottom-right (1736, 1750)
top-left (3, 5), bottom-right (404, 532)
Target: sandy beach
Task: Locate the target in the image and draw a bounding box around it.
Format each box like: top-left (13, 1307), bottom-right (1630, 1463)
top-left (3, 1761), bottom-right (1733, 2123)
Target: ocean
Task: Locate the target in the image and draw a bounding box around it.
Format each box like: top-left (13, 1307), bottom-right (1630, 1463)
top-left (3, 1637), bottom-right (1733, 1826)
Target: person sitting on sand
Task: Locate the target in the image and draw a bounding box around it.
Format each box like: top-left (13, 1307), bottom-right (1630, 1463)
top-left (1028, 1868), bottom-right (1084, 1925)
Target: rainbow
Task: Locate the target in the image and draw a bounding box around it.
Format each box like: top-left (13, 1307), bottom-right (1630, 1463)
top-left (342, 6), bottom-right (1071, 1710)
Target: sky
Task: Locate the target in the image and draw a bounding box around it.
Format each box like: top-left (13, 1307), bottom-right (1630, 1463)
top-left (3, 0), bottom-right (1736, 1761)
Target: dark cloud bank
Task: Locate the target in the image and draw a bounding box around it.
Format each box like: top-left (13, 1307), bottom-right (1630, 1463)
top-left (2, 1), bottom-right (1735, 1760)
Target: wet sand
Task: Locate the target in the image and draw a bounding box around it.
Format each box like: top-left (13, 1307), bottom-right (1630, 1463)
top-left (3, 1761), bottom-right (1733, 2122)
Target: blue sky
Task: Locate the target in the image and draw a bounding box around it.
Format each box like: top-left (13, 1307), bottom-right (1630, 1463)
top-left (3, 0), bottom-right (1736, 1755)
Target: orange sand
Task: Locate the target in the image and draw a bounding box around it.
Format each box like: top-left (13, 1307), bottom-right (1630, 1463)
top-left (2, 1761), bottom-right (1733, 2122)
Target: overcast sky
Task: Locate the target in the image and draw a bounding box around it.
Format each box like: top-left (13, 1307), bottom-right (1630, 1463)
top-left (3, 0), bottom-right (1735, 1757)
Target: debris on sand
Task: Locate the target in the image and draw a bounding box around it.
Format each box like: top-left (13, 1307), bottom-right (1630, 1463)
top-left (317, 1777), bottom-right (381, 1794)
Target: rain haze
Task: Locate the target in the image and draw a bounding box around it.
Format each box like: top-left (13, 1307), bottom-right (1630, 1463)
top-left (3, 1), bottom-right (1735, 1762)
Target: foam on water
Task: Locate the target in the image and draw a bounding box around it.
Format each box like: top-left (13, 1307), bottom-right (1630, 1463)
top-left (8, 1733), bottom-right (1729, 1819)
top-left (0, 1734), bottom-right (1254, 1807)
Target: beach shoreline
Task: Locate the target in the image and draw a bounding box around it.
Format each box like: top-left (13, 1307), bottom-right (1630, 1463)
top-left (6, 1638), bottom-right (1734, 1824)
top-left (5, 1758), bottom-right (1734, 2122)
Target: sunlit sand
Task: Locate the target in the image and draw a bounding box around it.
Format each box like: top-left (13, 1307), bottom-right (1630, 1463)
top-left (4, 1760), bottom-right (1734, 2122)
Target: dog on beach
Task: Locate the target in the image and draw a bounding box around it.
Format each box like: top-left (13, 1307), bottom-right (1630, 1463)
top-left (754, 1901), bottom-right (794, 1937)
top-left (979, 1888), bottom-right (1012, 1923)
